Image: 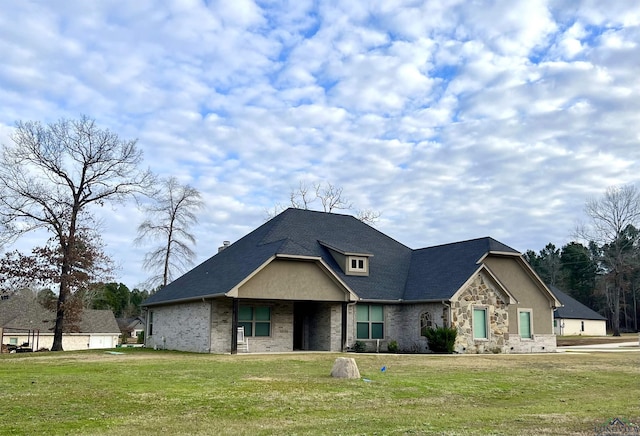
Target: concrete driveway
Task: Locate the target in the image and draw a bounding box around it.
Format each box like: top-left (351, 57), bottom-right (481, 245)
top-left (557, 341), bottom-right (640, 353)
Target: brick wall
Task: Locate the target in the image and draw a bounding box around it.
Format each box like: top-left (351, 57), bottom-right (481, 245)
top-left (146, 301), bottom-right (211, 353)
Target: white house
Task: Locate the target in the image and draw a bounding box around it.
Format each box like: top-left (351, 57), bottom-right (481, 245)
top-left (551, 286), bottom-right (607, 336)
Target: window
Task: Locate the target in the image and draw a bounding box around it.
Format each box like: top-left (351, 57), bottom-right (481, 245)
top-left (580, 321), bottom-right (585, 332)
top-left (148, 311), bottom-right (154, 336)
top-left (356, 304), bottom-right (384, 339)
top-left (519, 310), bottom-right (532, 339)
top-left (9, 338), bottom-right (18, 345)
top-left (239, 305), bottom-right (271, 337)
top-left (420, 311), bottom-right (433, 336)
top-left (347, 256), bottom-right (368, 274)
top-left (473, 308), bottom-right (488, 340)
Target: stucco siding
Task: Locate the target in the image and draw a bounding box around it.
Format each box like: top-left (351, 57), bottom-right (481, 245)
top-left (238, 259), bottom-right (348, 301)
top-left (483, 256), bottom-right (555, 335)
top-left (146, 301), bottom-right (211, 353)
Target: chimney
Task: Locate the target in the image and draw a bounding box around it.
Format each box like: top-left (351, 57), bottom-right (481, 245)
top-left (218, 240), bottom-right (231, 252)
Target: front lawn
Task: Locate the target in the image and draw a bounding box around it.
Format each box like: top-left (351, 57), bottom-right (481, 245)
top-left (0, 349), bottom-right (638, 435)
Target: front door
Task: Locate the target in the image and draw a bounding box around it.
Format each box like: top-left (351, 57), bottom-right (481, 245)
top-left (294, 302), bottom-right (318, 350)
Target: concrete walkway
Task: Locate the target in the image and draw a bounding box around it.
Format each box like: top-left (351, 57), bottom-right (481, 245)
top-left (557, 341), bottom-right (640, 353)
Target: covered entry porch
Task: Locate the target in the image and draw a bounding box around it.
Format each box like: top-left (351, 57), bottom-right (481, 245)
top-left (227, 299), bottom-right (349, 354)
top-left (225, 256), bottom-right (357, 354)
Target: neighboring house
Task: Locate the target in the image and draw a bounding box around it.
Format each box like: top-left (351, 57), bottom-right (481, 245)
top-left (0, 293), bottom-right (120, 351)
top-left (142, 208), bottom-right (560, 354)
top-left (116, 316), bottom-right (146, 341)
top-left (550, 286), bottom-right (607, 336)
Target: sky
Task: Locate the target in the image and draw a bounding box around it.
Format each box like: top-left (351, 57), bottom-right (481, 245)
top-left (1, 1), bottom-right (640, 289)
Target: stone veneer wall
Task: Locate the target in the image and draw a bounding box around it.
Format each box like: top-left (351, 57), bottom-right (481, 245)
top-left (508, 334), bottom-right (556, 353)
top-left (451, 273), bottom-right (509, 354)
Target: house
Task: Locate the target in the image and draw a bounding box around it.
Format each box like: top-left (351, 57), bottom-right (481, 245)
top-left (0, 293), bottom-right (120, 351)
top-left (142, 208), bottom-right (560, 354)
top-left (550, 286), bottom-right (607, 336)
top-left (116, 316), bottom-right (146, 341)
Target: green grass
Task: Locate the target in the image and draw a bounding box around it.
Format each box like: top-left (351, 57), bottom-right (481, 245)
top-left (1, 349), bottom-right (639, 435)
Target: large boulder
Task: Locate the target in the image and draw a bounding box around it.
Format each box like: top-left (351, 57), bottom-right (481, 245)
top-left (330, 357), bottom-right (361, 379)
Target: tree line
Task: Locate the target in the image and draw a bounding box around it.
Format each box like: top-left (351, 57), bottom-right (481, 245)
top-left (0, 116), bottom-right (202, 350)
top-left (0, 115), bottom-right (370, 350)
top-left (525, 185), bottom-right (640, 336)
top-left (1, 115), bottom-right (637, 347)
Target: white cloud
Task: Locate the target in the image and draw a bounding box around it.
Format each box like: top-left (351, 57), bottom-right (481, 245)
top-left (1, 1), bottom-right (640, 287)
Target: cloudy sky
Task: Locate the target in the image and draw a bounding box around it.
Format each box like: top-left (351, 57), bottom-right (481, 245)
top-left (1, 1), bottom-right (639, 288)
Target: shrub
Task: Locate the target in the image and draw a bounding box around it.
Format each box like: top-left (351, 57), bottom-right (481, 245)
top-left (423, 326), bottom-right (457, 353)
top-left (353, 341), bottom-right (366, 353)
top-left (137, 331), bottom-right (145, 344)
top-left (387, 340), bottom-right (398, 353)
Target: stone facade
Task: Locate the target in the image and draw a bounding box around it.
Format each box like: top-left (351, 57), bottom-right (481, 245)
top-left (451, 273), bottom-right (509, 354)
top-left (507, 334), bottom-right (556, 353)
top-left (146, 280), bottom-right (557, 354)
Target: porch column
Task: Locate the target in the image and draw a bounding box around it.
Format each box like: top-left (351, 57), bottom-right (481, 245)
top-left (341, 302), bottom-right (348, 352)
top-left (231, 298), bottom-right (238, 354)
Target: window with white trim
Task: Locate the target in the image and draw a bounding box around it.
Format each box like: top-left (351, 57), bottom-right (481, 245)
top-left (473, 307), bottom-right (488, 340)
top-left (518, 310), bottom-right (533, 339)
top-left (347, 256), bottom-right (368, 275)
top-left (519, 310), bottom-right (532, 339)
top-left (148, 311), bottom-right (154, 336)
top-left (420, 311), bottom-right (433, 336)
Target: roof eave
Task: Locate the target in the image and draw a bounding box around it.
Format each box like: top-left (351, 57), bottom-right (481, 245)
top-left (142, 293), bottom-right (227, 307)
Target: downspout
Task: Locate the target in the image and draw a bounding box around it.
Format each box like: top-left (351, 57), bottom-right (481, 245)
top-left (341, 302), bottom-right (348, 352)
top-left (206, 298), bottom-right (212, 353)
top-left (442, 301), bottom-right (452, 328)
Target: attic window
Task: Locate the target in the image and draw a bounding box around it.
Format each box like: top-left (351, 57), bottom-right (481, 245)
top-left (347, 256), bottom-right (368, 275)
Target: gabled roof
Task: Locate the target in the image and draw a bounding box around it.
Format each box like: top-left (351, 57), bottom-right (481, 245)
top-left (404, 237), bottom-right (519, 301)
top-left (143, 208), bottom-right (524, 306)
top-left (116, 316), bottom-right (146, 332)
top-left (144, 208), bottom-right (413, 305)
top-left (550, 286), bottom-right (606, 321)
top-left (0, 293), bottom-right (119, 334)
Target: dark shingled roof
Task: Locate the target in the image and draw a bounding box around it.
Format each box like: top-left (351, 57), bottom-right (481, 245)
top-left (143, 208), bottom-right (522, 306)
top-left (0, 293), bottom-right (119, 333)
top-left (404, 237), bottom-right (519, 301)
top-left (550, 286), bottom-right (606, 321)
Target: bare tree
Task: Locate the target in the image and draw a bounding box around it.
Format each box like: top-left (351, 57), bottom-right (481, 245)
top-left (135, 176), bottom-right (203, 288)
top-left (267, 180), bottom-right (380, 224)
top-left (0, 115), bottom-right (154, 350)
top-left (576, 185), bottom-right (640, 335)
